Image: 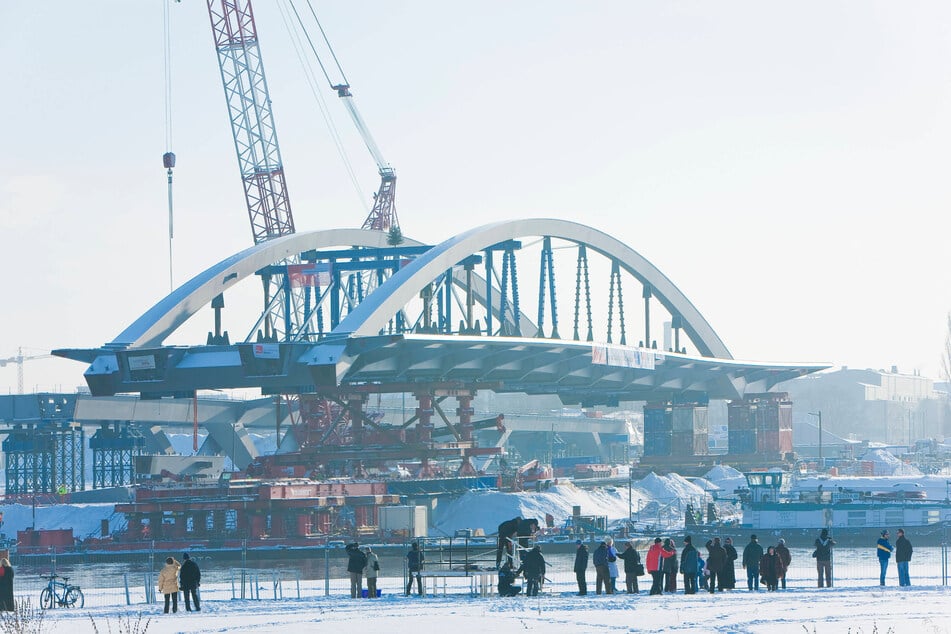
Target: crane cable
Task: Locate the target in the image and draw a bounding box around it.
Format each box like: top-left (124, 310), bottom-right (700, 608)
top-left (163, 0), bottom-right (176, 293)
top-left (277, 0), bottom-right (369, 212)
top-left (163, 1), bottom-right (174, 155)
top-left (302, 0), bottom-right (349, 90)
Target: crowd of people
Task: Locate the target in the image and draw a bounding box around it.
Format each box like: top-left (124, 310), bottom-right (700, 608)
top-left (497, 526), bottom-right (915, 598)
top-left (0, 524), bottom-right (922, 614)
top-left (339, 522), bottom-right (915, 601)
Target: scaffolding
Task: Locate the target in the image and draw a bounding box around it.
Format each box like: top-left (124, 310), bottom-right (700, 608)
top-left (2, 422), bottom-right (85, 494)
top-left (90, 423), bottom-right (145, 488)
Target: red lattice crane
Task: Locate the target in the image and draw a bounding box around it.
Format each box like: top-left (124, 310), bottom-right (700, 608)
top-left (206, 0), bottom-right (295, 244)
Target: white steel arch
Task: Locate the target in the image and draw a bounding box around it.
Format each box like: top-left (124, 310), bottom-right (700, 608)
top-left (333, 219), bottom-right (733, 359)
top-left (113, 229), bottom-right (416, 349)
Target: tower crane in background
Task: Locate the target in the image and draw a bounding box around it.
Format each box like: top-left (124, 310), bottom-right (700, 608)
top-left (0, 347), bottom-right (52, 394)
top-left (287, 2), bottom-right (400, 234)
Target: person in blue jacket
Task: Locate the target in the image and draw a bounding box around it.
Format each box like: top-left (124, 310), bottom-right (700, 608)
top-left (876, 530), bottom-right (893, 586)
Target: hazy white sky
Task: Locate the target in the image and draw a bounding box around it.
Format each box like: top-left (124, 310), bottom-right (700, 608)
top-left (2, 1), bottom-right (951, 394)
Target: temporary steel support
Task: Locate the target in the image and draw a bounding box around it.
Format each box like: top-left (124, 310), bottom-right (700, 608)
top-left (90, 423), bottom-right (145, 489)
top-left (2, 423), bottom-right (84, 494)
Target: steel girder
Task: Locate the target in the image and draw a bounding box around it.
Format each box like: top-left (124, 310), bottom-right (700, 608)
top-left (55, 220), bottom-right (830, 403)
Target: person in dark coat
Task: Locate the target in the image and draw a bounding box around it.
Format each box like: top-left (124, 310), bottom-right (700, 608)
top-left (0, 559), bottom-right (14, 611)
top-left (759, 546), bottom-right (785, 591)
top-left (775, 539), bottom-right (791, 590)
top-left (179, 552), bottom-right (201, 612)
top-left (662, 538), bottom-right (678, 593)
top-left (742, 535), bottom-right (764, 591)
top-left (705, 537), bottom-right (726, 594)
top-left (814, 528), bottom-right (835, 587)
top-left (346, 543), bottom-right (368, 599)
top-left (895, 528), bottom-right (913, 586)
top-left (618, 541), bottom-right (642, 594)
top-left (573, 541), bottom-right (589, 595)
top-left (496, 516), bottom-right (521, 567)
top-left (876, 530), bottom-right (893, 586)
top-left (406, 541), bottom-right (424, 596)
top-left (516, 518), bottom-right (540, 559)
top-left (497, 561), bottom-right (522, 597)
top-left (721, 537), bottom-right (738, 590)
top-left (592, 541), bottom-right (611, 595)
top-left (521, 545), bottom-right (546, 596)
top-left (680, 536), bottom-right (698, 595)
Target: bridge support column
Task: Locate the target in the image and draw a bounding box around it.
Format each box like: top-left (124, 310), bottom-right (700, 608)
top-left (347, 394), bottom-right (367, 445)
top-left (456, 393), bottom-right (477, 475)
top-left (414, 393), bottom-right (438, 477)
top-left (339, 393), bottom-right (369, 477)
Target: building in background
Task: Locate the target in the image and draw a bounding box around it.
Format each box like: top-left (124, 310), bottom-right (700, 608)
top-left (779, 367), bottom-right (950, 446)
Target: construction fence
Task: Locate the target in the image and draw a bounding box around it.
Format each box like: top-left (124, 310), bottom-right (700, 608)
top-left (6, 544), bottom-right (951, 608)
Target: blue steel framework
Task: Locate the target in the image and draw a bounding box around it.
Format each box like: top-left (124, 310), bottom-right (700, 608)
top-left (56, 220), bottom-right (828, 403)
top-left (54, 220), bottom-right (829, 476)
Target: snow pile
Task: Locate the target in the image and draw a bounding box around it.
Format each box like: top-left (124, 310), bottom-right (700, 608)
top-left (635, 472), bottom-right (705, 502)
top-left (859, 448), bottom-right (923, 476)
top-left (432, 483), bottom-right (646, 535)
top-left (689, 477), bottom-right (720, 492)
top-left (432, 472), bottom-right (715, 536)
top-left (703, 464), bottom-right (747, 497)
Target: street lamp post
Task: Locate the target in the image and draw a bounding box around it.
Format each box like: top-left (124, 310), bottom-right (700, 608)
top-left (628, 466), bottom-right (633, 527)
top-left (809, 411), bottom-right (823, 471)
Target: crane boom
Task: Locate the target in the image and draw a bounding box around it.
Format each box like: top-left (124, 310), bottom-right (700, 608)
top-left (332, 84), bottom-right (399, 232)
top-left (206, 0), bottom-right (295, 243)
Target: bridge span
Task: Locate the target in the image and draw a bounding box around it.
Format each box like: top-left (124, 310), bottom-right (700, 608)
top-left (42, 219), bottom-right (828, 485)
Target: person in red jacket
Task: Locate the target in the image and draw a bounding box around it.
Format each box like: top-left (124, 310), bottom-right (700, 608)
top-left (646, 537), bottom-right (674, 595)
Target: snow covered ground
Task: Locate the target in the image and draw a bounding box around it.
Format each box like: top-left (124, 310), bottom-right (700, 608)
top-left (34, 581), bottom-right (951, 633)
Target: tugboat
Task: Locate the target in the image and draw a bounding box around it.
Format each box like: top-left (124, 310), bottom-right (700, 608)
top-left (687, 472), bottom-right (951, 547)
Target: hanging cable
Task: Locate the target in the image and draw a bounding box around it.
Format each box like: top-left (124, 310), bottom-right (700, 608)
top-left (305, 0), bottom-right (350, 88)
top-left (278, 0), bottom-right (368, 210)
top-left (162, 0), bottom-right (177, 293)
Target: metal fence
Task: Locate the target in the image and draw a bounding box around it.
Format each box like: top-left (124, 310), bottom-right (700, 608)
top-left (4, 543), bottom-right (950, 609)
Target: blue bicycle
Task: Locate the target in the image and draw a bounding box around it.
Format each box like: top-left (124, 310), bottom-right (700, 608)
top-left (39, 574), bottom-right (84, 609)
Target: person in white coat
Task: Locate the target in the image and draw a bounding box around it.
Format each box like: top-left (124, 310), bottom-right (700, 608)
top-left (364, 547), bottom-right (380, 598)
top-left (605, 537), bottom-right (619, 593)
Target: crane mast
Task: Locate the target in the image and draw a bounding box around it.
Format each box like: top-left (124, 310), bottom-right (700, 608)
top-left (206, 0), bottom-right (295, 244)
top-left (0, 347), bottom-right (52, 394)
